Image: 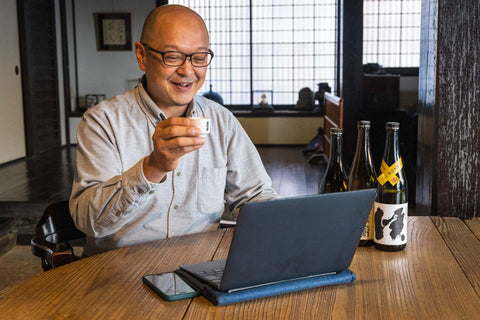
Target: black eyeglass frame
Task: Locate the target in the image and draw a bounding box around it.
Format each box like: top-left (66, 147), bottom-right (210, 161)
top-left (141, 43), bottom-right (214, 67)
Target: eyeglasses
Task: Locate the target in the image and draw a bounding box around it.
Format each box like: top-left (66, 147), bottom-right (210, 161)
top-left (141, 43), bottom-right (214, 67)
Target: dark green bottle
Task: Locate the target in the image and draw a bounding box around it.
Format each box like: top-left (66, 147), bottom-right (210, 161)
top-left (374, 122), bottom-right (408, 252)
top-left (318, 128), bottom-right (348, 194)
top-left (349, 121), bottom-right (377, 247)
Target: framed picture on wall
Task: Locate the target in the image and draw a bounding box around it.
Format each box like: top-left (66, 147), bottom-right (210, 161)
top-left (94, 13), bottom-right (132, 51)
top-left (96, 94), bottom-right (106, 103)
top-left (85, 95), bottom-right (98, 109)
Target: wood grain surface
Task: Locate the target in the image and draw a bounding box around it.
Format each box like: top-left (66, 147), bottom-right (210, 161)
top-left (432, 216), bottom-right (480, 296)
top-left (464, 218), bottom-right (480, 239)
top-left (1, 217), bottom-right (480, 319)
top-left (184, 217), bottom-right (480, 320)
top-left (336, 217), bottom-right (480, 320)
top-left (0, 230), bottom-right (225, 320)
top-left (418, 0), bottom-right (480, 218)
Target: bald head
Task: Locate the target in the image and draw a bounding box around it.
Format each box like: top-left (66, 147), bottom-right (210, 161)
top-left (134, 4), bottom-right (211, 112)
top-left (140, 5), bottom-right (209, 44)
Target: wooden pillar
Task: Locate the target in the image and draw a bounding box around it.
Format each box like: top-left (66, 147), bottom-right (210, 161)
top-left (337, 0), bottom-right (364, 167)
top-left (417, 0), bottom-right (480, 218)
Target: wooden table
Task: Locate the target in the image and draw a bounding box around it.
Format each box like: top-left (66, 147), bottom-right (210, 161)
top-left (1, 216), bottom-right (480, 319)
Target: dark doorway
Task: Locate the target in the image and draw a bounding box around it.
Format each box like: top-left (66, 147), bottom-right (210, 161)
top-left (18, 0), bottom-right (61, 157)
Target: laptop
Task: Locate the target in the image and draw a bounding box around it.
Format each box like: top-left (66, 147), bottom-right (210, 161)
top-left (178, 189), bottom-right (376, 293)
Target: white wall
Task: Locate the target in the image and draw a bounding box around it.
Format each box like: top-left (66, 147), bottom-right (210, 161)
top-left (238, 117), bottom-right (323, 145)
top-left (0, 0), bottom-right (26, 164)
top-left (73, 0), bottom-right (154, 102)
top-left (67, 0), bottom-right (154, 144)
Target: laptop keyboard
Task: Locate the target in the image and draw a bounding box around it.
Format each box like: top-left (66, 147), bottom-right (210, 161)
top-left (196, 267), bottom-right (224, 287)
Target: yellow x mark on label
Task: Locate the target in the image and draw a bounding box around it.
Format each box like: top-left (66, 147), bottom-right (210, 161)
top-left (377, 158), bottom-right (403, 186)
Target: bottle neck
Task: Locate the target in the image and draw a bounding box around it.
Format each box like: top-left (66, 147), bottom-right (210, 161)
top-left (383, 129), bottom-right (400, 163)
top-left (354, 127), bottom-right (370, 161)
top-left (328, 132), bottom-right (343, 168)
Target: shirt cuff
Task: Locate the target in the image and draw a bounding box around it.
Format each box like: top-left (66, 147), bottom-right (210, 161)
top-left (122, 157), bottom-right (162, 197)
top-left (140, 156), bottom-right (168, 185)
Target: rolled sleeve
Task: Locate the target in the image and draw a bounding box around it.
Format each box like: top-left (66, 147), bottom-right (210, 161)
top-left (70, 157), bottom-right (160, 237)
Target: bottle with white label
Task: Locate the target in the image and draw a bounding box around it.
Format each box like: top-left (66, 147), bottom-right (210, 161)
top-left (374, 122), bottom-right (408, 252)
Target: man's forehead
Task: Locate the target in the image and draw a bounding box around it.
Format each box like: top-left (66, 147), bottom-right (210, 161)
top-left (147, 12), bottom-right (207, 40)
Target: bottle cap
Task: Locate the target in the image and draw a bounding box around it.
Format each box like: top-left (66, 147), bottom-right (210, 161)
top-left (330, 127), bottom-right (343, 135)
top-left (358, 120), bottom-right (370, 128)
top-left (386, 122), bottom-right (400, 130)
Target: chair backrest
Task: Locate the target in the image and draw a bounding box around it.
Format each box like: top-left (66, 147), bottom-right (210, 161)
top-left (31, 200), bottom-right (86, 271)
top-left (323, 92), bottom-right (344, 161)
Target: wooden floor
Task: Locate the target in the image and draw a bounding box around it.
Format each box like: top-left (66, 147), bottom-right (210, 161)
top-left (0, 147), bottom-right (77, 244)
top-left (0, 145), bottom-right (326, 244)
top-left (257, 146), bottom-right (324, 197)
top-left (0, 147), bottom-right (76, 203)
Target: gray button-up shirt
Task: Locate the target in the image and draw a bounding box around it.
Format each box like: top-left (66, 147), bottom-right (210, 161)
top-left (70, 81), bottom-right (278, 255)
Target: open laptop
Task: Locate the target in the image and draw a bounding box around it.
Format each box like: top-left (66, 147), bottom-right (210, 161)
top-left (178, 189), bottom-right (376, 293)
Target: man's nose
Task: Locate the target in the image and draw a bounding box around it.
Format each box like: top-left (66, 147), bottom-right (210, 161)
top-left (176, 57), bottom-right (195, 75)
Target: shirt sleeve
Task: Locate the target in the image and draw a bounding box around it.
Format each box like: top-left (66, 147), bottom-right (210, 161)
top-left (223, 115), bottom-right (279, 218)
top-left (69, 110), bottom-right (160, 237)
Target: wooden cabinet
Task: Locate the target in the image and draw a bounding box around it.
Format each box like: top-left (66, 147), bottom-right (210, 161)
top-left (362, 74), bottom-right (400, 110)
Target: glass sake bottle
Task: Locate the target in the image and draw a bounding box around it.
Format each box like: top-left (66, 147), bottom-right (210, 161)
top-left (318, 128), bottom-right (348, 194)
top-left (374, 122), bottom-right (408, 252)
top-left (349, 121), bottom-right (377, 246)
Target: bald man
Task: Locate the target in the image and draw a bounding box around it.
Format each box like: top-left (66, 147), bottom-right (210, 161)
top-left (69, 5), bottom-right (278, 256)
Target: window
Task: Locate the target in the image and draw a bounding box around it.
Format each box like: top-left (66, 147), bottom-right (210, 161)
top-left (168, 1), bottom-right (422, 107)
top-left (363, 0), bottom-right (421, 69)
top-left (169, 1), bottom-right (337, 108)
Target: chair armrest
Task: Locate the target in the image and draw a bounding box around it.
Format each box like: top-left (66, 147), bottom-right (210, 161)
top-left (31, 238), bottom-right (75, 270)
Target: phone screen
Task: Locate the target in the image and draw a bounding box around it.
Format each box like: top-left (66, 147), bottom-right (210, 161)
top-left (143, 272), bottom-right (199, 301)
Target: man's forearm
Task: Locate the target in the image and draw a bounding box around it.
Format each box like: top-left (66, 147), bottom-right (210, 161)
top-left (70, 158), bottom-right (159, 237)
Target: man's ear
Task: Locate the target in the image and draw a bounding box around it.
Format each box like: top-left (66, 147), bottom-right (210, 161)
top-left (134, 42), bottom-right (146, 72)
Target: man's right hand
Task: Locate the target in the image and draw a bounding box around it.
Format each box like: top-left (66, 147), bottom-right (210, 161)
top-left (143, 117), bottom-right (206, 183)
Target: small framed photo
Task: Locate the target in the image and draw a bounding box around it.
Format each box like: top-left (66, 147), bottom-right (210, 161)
top-left (94, 13), bottom-right (132, 51)
top-left (85, 95), bottom-right (98, 109)
top-left (96, 94), bottom-right (106, 103)
top-left (252, 90), bottom-right (274, 110)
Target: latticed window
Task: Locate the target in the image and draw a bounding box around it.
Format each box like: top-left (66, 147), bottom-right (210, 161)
top-left (168, 1), bottom-right (421, 107)
top-left (169, 0), bottom-right (337, 107)
top-left (363, 0), bottom-right (421, 68)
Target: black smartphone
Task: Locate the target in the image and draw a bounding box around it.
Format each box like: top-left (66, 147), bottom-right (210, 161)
top-left (142, 272), bottom-right (200, 301)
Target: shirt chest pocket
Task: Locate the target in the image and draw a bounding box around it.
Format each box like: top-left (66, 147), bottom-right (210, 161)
top-left (197, 167), bottom-right (227, 213)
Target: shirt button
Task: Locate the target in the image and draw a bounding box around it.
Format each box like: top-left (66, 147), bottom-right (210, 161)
top-left (176, 171), bottom-right (181, 177)
top-left (149, 190), bottom-right (155, 194)
top-left (173, 205), bottom-right (179, 210)
top-left (138, 189), bottom-right (145, 194)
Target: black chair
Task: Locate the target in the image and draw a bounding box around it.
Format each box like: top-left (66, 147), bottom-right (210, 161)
top-left (31, 201), bottom-right (86, 271)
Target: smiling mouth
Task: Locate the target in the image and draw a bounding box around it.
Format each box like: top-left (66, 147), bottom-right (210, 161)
top-left (171, 81), bottom-right (193, 88)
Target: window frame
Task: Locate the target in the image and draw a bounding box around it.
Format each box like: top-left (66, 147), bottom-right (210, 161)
top-left (158, 1), bottom-right (420, 111)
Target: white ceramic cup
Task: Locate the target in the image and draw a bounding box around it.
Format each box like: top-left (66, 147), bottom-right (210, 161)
top-left (190, 117), bottom-right (211, 137)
